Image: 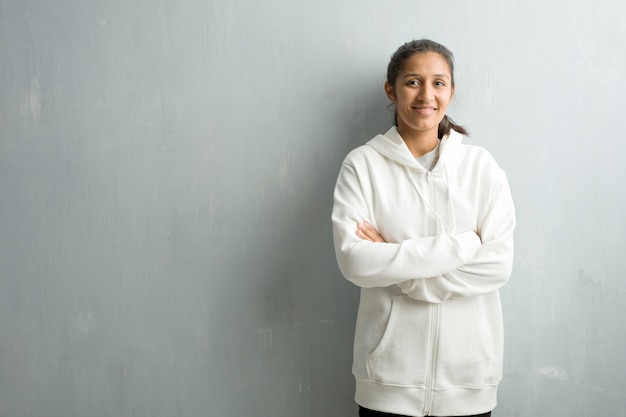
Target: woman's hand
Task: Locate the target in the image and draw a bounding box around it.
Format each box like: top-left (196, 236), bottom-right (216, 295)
top-left (356, 222), bottom-right (386, 243)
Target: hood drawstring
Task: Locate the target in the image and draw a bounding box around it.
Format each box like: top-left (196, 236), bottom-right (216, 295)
top-left (443, 164), bottom-right (457, 234)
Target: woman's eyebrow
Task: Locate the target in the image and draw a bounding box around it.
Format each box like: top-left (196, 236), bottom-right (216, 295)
top-left (402, 73), bottom-right (450, 79)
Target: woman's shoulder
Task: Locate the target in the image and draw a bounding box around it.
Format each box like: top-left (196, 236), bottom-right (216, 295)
top-left (459, 142), bottom-right (497, 162)
top-left (451, 139), bottom-right (506, 179)
top-left (447, 130), bottom-right (497, 163)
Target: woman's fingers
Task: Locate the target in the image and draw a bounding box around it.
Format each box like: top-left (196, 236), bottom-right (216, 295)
top-left (356, 222), bottom-right (385, 243)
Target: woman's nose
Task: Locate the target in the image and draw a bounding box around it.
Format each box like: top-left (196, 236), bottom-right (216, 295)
top-left (418, 85), bottom-right (433, 101)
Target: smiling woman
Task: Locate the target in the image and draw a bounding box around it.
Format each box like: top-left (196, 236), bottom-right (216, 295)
top-left (384, 52), bottom-right (455, 157)
top-left (332, 39), bottom-right (516, 417)
top-left (385, 40), bottom-right (469, 147)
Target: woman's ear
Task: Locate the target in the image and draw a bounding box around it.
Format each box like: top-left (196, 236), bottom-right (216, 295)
top-left (384, 81), bottom-right (395, 102)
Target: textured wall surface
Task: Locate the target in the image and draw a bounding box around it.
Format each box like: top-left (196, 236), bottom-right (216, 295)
top-left (1, 1), bottom-right (625, 416)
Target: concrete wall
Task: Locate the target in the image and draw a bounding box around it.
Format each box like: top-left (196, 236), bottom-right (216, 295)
top-left (1, 0), bottom-right (625, 416)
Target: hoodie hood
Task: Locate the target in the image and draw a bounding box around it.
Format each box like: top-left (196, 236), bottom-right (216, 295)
top-left (366, 126), bottom-right (464, 172)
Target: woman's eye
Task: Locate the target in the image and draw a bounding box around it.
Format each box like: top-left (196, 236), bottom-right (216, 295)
top-left (408, 80), bottom-right (420, 86)
top-left (435, 81), bottom-right (446, 87)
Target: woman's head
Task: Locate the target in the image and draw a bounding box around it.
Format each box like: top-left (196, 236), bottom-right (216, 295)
top-left (385, 39), bottom-right (468, 138)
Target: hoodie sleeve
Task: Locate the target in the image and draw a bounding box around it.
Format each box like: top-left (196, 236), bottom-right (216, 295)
top-left (397, 170), bottom-right (515, 303)
top-left (332, 161), bottom-right (482, 288)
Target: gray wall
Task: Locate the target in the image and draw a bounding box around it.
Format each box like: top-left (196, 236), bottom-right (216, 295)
top-left (1, 1), bottom-right (625, 416)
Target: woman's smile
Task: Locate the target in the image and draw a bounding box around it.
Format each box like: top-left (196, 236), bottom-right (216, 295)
top-left (413, 105), bottom-right (437, 115)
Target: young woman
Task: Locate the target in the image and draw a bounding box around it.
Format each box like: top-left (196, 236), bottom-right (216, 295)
top-left (332, 39), bottom-right (515, 417)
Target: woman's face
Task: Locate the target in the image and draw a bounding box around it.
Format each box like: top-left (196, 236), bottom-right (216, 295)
top-left (385, 52), bottom-right (455, 139)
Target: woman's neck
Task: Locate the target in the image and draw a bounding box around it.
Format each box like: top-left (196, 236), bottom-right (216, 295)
top-left (397, 126), bottom-right (439, 158)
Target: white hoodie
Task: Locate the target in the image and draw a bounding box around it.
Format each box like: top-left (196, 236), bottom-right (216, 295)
top-left (332, 126), bottom-right (515, 416)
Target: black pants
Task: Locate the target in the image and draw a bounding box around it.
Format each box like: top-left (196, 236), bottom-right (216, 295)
top-left (359, 405), bottom-right (491, 417)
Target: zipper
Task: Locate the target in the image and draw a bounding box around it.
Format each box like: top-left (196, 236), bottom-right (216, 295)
top-left (425, 171), bottom-right (440, 234)
top-left (423, 170), bottom-right (440, 416)
top-left (423, 303), bottom-right (441, 415)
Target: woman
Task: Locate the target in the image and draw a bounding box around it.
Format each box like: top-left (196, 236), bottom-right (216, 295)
top-left (331, 39), bottom-right (515, 417)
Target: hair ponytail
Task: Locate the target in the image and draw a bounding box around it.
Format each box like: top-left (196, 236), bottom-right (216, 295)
top-left (438, 115), bottom-right (469, 138)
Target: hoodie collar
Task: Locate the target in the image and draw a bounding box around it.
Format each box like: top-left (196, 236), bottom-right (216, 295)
top-left (366, 126), bottom-right (463, 172)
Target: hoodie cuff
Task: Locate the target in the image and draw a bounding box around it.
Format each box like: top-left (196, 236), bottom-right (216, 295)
top-left (455, 230), bottom-right (481, 263)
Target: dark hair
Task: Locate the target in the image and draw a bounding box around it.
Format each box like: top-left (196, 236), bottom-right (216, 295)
top-left (386, 39), bottom-right (469, 138)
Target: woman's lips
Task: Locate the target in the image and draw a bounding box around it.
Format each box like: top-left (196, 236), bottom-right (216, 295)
top-left (413, 106), bottom-right (436, 115)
